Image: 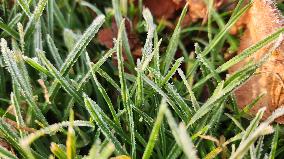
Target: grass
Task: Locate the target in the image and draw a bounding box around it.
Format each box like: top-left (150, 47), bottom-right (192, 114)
top-left (0, 0), bottom-right (284, 159)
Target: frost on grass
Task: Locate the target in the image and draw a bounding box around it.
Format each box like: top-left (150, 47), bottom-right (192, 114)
top-left (229, 0), bottom-right (284, 123)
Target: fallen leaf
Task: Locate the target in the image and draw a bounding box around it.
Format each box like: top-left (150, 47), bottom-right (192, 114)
top-left (98, 28), bottom-right (114, 48)
top-left (144, 0), bottom-right (185, 20)
top-left (187, 0), bottom-right (227, 24)
top-left (229, 0), bottom-right (284, 123)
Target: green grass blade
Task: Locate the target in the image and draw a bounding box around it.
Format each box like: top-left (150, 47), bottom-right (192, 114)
top-left (1, 39), bottom-right (48, 125)
top-left (11, 91), bottom-right (25, 137)
top-left (112, 0), bottom-right (135, 68)
top-left (241, 108), bottom-right (266, 143)
top-left (187, 2), bottom-right (252, 78)
top-left (47, 0), bottom-right (54, 37)
top-left (83, 95), bottom-right (127, 155)
top-left (142, 7), bottom-right (155, 58)
top-left (135, 70), bottom-right (143, 108)
top-left (97, 68), bottom-right (121, 92)
top-left (90, 67), bottom-right (120, 126)
top-left (77, 48), bottom-right (115, 90)
top-left (225, 113), bottom-right (244, 131)
top-left (0, 13), bottom-right (22, 37)
top-left (17, 0), bottom-right (31, 17)
top-left (142, 73), bottom-right (187, 122)
top-left (230, 125), bottom-right (273, 159)
top-left (37, 51), bottom-right (84, 106)
top-left (165, 107), bottom-right (199, 159)
top-left (0, 118), bottom-right (26, 158)
top-left (189, 63), bottom-right (257, 125)
top-left (46, 34), bottom-right (63, 68)
top-left (161, 57), bottom-right (184, 86)
top-left (0, 21), bottom-right (20, 40)
top-left (20, 120), bottom-right (93, 152)
top-left (53, 1), bottom-right (68, 28)
top-left (142, 99), bottom-right (167, 159)
top-left (147, 67), bottom-right (192, 120)
top-left (141, 39), bottom-right (162, 71)
top-left (161, 3), bottom-right (187, 74)
top-left (49, 15), bottom-right (105, 100)
top-left (193, 28), bottom-right (284, 89)
top-left (80, 1), bottom-right (103, 15)
top-left (201, 2), bottom-right (252, 57)
top-left (269, 125), bottom-right (279, 159)
top-left (195, 43), bottom-right (221, 81)
top-left (24, 0), bottom-right (48, 40)
top-left (164, 83), bottom-right (192, 120)
top-left (116, 19), bottom-right (136, 158)
top-left (153, 31), bottom-right (160, 73)
top-left (59, 15), bottom-right (105, 75)
top-left (177, 68), bottom-right (200, 111)
top-left (23, 56), bottom-right (51, 76)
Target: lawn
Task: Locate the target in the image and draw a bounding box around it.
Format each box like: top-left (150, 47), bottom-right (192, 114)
top-left (0, 0), bottom-right (284, 159)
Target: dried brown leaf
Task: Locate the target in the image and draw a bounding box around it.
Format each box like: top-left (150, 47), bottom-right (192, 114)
top-left (187, 0), bottom-right (227, 23)
top-left (144, 0), bottom-right (185, 19)
top-left (229, 0), bottom-right (284, 123)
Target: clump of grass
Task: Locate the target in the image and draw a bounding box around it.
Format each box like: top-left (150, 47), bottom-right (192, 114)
top-left (0, 0), bottom-right (284, 159)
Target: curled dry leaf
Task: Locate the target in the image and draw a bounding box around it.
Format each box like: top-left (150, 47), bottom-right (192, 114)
top-left (229, 0), bottom-right (284, 123)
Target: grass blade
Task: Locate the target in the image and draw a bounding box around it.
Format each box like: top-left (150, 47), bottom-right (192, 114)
top-left (165, 107), bottom-right (199, 159)
top-left (37, 51), bottom-right (84, 106)
top-left (269, 125), bottom-right (279, 159)
top-left (0, 21), bottom-right (19, 40)
top-left (189, 62), bottom-right (257, 125)
top-left (161, 3), bottom-right (188, 74)
top-left (11, 91), bottom-right (25, 137)
top-left (83, 95), bottom-right (127, 155)
top-left (46, 34), bottom-right (63, 68)
top-left (20, 120), bottom-right (93, 148)
top-left (25, 0), bottom-right (48, 40)
top-left (77, 48), bottom-right (115, 90)
top-left (116, 19), bottom-right (136, 158)
top-left (112, 0), bottom-right (135, 68)
top-left (193, 28), bottom-right (284, 89)
top-left (161, 57), bottom-right (184, 86)
top-left (60, 15), bottom-right (105, 75)
top-left (1, 39), bottom-right (48, 125)
top-left (90, 67), bottom-right (120, 126)
top-left (50, 143), bottom-right (67, 159)
top-left (177, 68), bottom-right (200, 111)
top-left (66, 110), bottom-right (76, 159)
top-left (142, 73), bottom-right (187, 122)
top-left (17, 0), bottom-right (31, 17)
top-left (187, 2), bottom-right (252, 78)
top-left (142, 99), bottom-right (167, 159)
top-left (47, 0), bottom-right (54, 36)
top-left (49, 15), bottom-right (105, 100)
